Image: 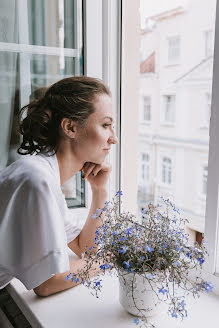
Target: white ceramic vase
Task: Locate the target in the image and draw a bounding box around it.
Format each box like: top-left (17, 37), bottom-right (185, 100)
top-left (119, 272), bottom-right (165, 317)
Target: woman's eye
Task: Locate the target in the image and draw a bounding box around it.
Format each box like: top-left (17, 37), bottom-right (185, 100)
top-left (103, 124), bottom-right (111, 128)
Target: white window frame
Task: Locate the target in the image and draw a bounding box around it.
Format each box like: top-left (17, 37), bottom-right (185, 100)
top-left (141, 152), bottom-right (150, 182)
top-left (167, 35), bottom-right (181, 65)
top-left (84, 0), bottom-right (121, 214)
top-left (203, 6), bottom-right (219, 294)
top-left (141, 95), bottom-right (151, 122)
top-left (161, 94), bottom-right (176, 125)
top-left (161, 156), bottom-right (172, 186)
top-left (204, 29), bottom-right (214, 58)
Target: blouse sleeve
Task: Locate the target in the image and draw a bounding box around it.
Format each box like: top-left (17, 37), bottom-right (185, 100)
top-left (0, 178), bottom-right (71, 290)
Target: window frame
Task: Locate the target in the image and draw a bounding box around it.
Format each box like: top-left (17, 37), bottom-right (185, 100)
top-left (161, 94), bottom-right (176, 126)
top-left (167, 34), bottom-right (181, 65)
top-left (203, 2), bottom-right (219, 294)
top-left (141, 95), bottom-right (151, 123)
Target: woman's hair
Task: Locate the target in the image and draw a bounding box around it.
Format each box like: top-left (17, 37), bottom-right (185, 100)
top-left (17, 76), bottom-right (111, 155)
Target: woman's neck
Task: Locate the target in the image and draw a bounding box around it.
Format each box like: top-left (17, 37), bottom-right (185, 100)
top-left (56, 146), bottom-right (84, 186)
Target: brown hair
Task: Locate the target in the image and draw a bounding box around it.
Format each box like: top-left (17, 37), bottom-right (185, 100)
top-left (17, 76), bottom-right (111, 155)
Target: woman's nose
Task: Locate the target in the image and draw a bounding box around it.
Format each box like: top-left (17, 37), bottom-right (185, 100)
top-left (109, 134), bottom-right (118, 144)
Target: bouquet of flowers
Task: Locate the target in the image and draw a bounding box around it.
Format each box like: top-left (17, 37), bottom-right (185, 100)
top-left (66, 191), bottom-right (214, 327)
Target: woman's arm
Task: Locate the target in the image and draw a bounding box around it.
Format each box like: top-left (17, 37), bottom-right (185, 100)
top-left (33, 257), bottom-right (103, 297)
top-left (70, 161), bottom-right (111, 256)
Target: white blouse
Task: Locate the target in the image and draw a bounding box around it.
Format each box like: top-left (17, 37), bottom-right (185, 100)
top-left (0, 152), bottom-right (82, 290)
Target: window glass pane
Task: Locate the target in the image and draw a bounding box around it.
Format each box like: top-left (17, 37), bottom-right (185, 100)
top-left (139, 1), bottom-right (216, 252)
top-left (0, 0), bottom-right (84, 208)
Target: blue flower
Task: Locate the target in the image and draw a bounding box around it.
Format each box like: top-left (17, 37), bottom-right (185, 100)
top-left (146, 273), bottom-right (154, 280)
top-left (89, 246), bottom-right (96, 250)
top-left (71, 276), bottom-right (80, 283)
top-left (65, 274), bottom-right (71, 281)
top-left (173, 261), bottom-right (181, 267)
top-left (96, 208), bottom-right (102, 214)
top-left (118, 246), bottom-right (128, 254)
top-left (104, 201), bottom-right (109, 206)
top-left (92, 213), bottom-right (98, 219)
top-left (144, 245), bottom-right (154, 252)
top-left (119, 237), bottom-right (128, 241)
top-left (95, 281), bottom-right (101, 286)
top-left (126, 227), bottom-right (133, 235)
top-left (112, 241), bottom-right (117, 245)
top-left (162, 242), bottom-right (167, 249)
top-left (186, 252), bottom-right (192, 259)
top-left (158, 286), bottom-right (168, 295)
top-left (142, 208), bottom-right (147, 214)
top-left (197, 257), bottom-right (205, 264)
top-left (100, 264), bottom-right (112, 271)
top-left (141, 256), bottom-right (145, 260)
top-left (123, 261), bottom-right (132, 269)
top-left (112, 231), bottom-right (117, 235)
top-left (116, 190), bottom-right (123, 196)
top-left (204, 282), bottom-right (214, 293)
top-left (171, 311), bottom-right (178, 318)
top-left (133, 318), bottom-right (139, 325)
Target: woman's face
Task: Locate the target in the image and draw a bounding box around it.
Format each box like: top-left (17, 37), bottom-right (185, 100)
top-left (74, 94), bottom-right (118, 164)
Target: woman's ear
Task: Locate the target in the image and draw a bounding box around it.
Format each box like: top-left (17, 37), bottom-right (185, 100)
top-left (60, 118), bottom-right (77, 138)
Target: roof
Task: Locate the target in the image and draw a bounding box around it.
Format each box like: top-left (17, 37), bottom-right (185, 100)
top-left (140, 52), bottom-right (155, 74)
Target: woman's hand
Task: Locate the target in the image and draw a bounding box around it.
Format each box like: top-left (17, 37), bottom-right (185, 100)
top-left (81, 161), bottom-right (112, 191)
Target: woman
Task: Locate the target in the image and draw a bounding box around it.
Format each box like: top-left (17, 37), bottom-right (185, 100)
top-left (0, 76), bottom-right (118, 297)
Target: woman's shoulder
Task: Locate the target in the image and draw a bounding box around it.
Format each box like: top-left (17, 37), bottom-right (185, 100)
top-left (0, 154), bottom-right (56, 191)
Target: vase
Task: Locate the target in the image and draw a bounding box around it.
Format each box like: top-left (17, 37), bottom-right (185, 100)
top-left (119, 272), bottom-right (165, 317)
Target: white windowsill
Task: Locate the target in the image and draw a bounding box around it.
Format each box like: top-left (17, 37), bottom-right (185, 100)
top-left (6, 248), bottom-right (219, 328)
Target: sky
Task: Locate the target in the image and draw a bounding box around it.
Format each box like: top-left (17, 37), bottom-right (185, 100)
top-left (140, 0), bottom-right (189, 28)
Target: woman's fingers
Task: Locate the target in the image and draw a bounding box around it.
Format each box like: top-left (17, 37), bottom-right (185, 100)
top-left (83, 162), bottom-right (96, 179)
top-left (82, 161), bottom-right (112, 179)
top-left (92, 162), bottom-right (112, 176)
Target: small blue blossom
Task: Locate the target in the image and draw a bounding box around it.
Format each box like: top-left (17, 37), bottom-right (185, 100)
top-left (197, 257), bottom-right (205, 264)
top-left (116, 190), bottom-right (123, 196)
top-left (104, 201), bottom-right (109, 206)
top-left (71, 276), bottom-right (80, 283)
top-left (173, 261), bottom-right (181, 267)
top-left (95, 281), bottom-right (101, 286)
top-left (118, 246), bottom-right (128, 254)
top-left (126, 227), bottom-right (133, 235)
top-left (96, 208), bottom-right (102, 214)
top-left (119, 237), bottom-right (128, 241)
top-left (141, 256), bottom-right (145, 260)
top-left (112, 241), bottom-right (117, 245)
top-left (162, 242), bottom-right (167, 249)
top-left (100, 264), bottom-right (111, 271)
top-left (142, 208), bottom-right (147, 214)
top-left (133, 318), bottom-right (139, 325)
top-left (204, 281), bottom-right (214, 293)
top-left (158, 286), bottom-right (168, 295)
top-left (144, 245), bottom-right (154, 252)
top-left (171, 311), bottom-right (178, 318)
top-left (146, 273), bottom-right (154, 279)
top-left (92, 213), bottom-right (98, 219)
top-left (123, 261), bottom-right (132, 269)
top-left (186, 252), bottom-right (192, 259)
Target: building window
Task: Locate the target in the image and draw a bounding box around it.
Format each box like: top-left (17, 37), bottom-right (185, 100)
top-left (141, 153), bottom-right (150, 181)
top-left (162, 157), bottom-right (172, 185)
top-left (204, 30), bottom-right (214, 58)
top-left (202, 166), bottom-right (208, 195)
top-left (205, 92), bottom-right (211, 125)
top-left (142, 96), bottom-right (151, 121)
top-left (163, 95), bottom-right (175, 123)
top-left (168, 36), bottom-right (180, 63)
